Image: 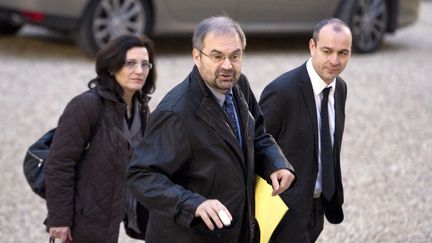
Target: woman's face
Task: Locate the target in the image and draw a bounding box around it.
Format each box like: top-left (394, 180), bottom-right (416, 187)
top-left (114, 47), bottom-right (151, 95)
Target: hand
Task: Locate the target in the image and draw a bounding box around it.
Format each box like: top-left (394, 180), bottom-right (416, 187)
top-left (270, 169), bottom-right (295, 196)
top-left (49, 226), bottom-right (72, 242)
top-left (195, 199), bottom-right (232, 230)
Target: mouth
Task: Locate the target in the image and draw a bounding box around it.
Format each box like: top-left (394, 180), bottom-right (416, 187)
top-left (326, 67), bottom-right (340, 74)
top-left (218, 72), bottom-right (235, 81)
top-left (130, 78), bottom-right (144, 82)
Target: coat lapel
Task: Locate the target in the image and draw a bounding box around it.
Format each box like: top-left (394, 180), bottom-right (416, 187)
top-left (233, 85), bottom-right (252, 171)
top-left (333, 78), bottom-right (344, 154)
top-left (233, 85), bottom-right (251, 147)
top-left (193, 70), bottom-right (246, 165)
top-left (299, 65), bottom-right (319, 157)
top-left (196, 95), bottom-right (246, 161)
top-left (119, 101), bottom-right (142, 145)
top-left (128, 101), bottom-right (142, 138)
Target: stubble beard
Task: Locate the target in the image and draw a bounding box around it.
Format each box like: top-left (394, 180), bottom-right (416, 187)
top-left (214, 69), bottom-right (238, 91)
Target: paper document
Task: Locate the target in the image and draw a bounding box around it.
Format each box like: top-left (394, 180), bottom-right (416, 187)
top-left (255, 176), bottom-right (289, 243)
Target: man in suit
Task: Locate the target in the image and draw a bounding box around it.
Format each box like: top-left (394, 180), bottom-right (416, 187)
top-left (259, 18), bottom-right (352, 242)
top-left (127, 16), bottom-right (295, 243)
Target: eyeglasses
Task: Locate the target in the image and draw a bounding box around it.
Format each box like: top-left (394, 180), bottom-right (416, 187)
top-left (198, 50), bottom-right (243, 64)
top-left (124, 60), bottom-right (153, 70)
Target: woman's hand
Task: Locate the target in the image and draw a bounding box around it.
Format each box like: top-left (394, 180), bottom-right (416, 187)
top-left (49, 226), bottom-right (72, 242)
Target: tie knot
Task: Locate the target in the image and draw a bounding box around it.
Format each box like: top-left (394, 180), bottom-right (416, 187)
top-left (322, 87), bottom-right (331, 98)
top-left (225, 92), bottom-right (234, 105)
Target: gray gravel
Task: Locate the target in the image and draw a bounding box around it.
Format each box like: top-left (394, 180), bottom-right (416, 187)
top-left (1, 2), bottom-right (431, 243)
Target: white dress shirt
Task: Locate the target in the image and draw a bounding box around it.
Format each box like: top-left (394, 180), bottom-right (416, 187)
top-left (306, 59), bottom-right (336, 197)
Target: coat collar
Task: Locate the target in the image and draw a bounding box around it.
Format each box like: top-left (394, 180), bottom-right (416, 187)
top-left (94, 85), bottom-right (146, 145)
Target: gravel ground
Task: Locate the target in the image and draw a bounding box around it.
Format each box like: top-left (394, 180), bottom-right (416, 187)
top-left (0, 2), bottom-right (431, 243)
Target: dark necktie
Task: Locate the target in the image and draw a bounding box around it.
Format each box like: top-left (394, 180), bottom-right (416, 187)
top-left (223, 93), bottom-right (242, 145)
top-left (321, 87), bottom-right (335, 201)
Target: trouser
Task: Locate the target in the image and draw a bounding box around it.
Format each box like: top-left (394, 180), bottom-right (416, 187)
top-left (308, 197), bottom-right (324, 242)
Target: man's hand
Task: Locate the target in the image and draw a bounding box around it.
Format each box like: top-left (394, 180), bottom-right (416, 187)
top-left (270, 169), bottom-right (295, 196)
top-left (195, 199), bottom-right (232, 230)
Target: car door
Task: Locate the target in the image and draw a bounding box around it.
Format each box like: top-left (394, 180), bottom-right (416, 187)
top-left (157, 0), bottom-right (239, 33)
top-left (237, 0), bottom-right (340, 32)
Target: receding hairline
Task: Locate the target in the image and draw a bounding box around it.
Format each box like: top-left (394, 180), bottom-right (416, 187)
top-left (312, 18), bottom-right (352, 43)
top-left (192, 16), bottom-right (246, 50)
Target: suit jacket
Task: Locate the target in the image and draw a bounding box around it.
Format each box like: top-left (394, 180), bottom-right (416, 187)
top-left (259, 62), bottom-right (346, 226)
top-left (127, 66), bottom-right (293, 243)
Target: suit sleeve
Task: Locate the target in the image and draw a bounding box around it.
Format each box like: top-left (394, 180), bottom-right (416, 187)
top-left (127, 110), bottom-right (206, 228)
top-left (259, 80), bottom-right (285, 140)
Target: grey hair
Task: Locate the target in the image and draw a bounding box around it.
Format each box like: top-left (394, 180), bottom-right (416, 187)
top-left (312, 18), bottom-right (351, 44)
top-left (192, 16), bottom-right (246, 50)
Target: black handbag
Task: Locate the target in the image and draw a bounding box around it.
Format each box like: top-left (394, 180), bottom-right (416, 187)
top-left (23, 90), bottom-right (105, 199)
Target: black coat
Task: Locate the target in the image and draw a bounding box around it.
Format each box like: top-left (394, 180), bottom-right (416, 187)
top-left (128, 66), bottom-right (293, 243)
top-left (45, 87), bottom-right (149, 242)
top-left (259, 62), bottom-right (346, 229)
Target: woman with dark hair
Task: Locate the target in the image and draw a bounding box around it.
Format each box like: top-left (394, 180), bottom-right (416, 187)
top-left (45, 34), bottom-right (156, 243)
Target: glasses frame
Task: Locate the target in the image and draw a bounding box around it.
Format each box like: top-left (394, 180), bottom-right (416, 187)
top-left (124, 60), bottom-right (153, 70)
top-left (198, 49), bottom-right (243, 64)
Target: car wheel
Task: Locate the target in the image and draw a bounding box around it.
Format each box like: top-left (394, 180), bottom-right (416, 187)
top-left (76, 0), bottom-right (152, 57)
top-left (349, 0), bottom-right (388, 53)
top-left (0, 20), bottom-right (22, 35)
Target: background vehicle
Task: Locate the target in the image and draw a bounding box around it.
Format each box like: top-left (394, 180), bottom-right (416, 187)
top-left (0, 0), bottom-right (420, 56)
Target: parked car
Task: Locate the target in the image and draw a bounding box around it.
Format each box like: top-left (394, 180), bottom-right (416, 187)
top-left (0, 0), bottom-right (420, 56)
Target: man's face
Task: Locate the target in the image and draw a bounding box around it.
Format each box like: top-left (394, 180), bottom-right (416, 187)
top-left (193, 31), bottom-right (243, 94)
top-left (310, 24), bottom-right (352, 84)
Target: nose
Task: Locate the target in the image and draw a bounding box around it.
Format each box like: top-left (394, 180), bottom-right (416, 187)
top-left (329, 53), bottom-right (340, 66)
top-left (220, 57), bottom-right (233, 69)
top-left (134, 65), bottom-right (144, 73)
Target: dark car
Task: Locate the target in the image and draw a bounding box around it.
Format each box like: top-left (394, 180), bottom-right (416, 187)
top-left (0, 0), bottom-right (420, 56)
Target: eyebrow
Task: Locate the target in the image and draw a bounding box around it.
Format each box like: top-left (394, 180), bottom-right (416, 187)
top-left (125, 58), bottom-right (150, 62)
top-left (209, 48), bottom-right (242, 54)
top-left (320, 47), bottom-right (350, 53)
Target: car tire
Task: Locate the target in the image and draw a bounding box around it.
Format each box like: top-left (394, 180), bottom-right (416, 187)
top-left (76, 0), bottom-right (152, 57)
top-left (348, 0), bottom-right (388, 53)
top-left (0, 20), bottom-right (22, 35)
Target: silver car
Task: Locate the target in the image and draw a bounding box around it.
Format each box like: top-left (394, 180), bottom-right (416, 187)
top-left (0, 0), bottom-right (420, 56)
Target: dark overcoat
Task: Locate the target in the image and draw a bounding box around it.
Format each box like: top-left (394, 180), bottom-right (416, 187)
top-left (128, 66), bottom-right (293, 243)
top-left (45, 86), bottom-right (149, 243)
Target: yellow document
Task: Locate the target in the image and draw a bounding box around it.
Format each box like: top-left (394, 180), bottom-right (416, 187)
top-left (255, 176), bottom-right (289, 243)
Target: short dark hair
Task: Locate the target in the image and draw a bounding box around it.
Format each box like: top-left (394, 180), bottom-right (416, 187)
top-left (192, 16), bottom-right (246, 51)
top-left (312, 18), bottom-right (351, 44)
top-left (89, 34), bottom-right (157, 100)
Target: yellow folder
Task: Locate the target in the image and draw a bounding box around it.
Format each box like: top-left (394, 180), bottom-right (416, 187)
top-left (255, 176), bottom-right (289, 243)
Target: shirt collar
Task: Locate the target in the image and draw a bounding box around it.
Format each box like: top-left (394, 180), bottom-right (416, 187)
top-left (306, 58), bottom-right (336, 96)
top-left (204, 82), bottom-right (232, 107)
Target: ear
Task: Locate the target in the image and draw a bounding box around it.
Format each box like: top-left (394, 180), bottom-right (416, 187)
top-left (309, 38), bottom-right (316, 56)
top-left (192, 48), bottom-right (201, 66)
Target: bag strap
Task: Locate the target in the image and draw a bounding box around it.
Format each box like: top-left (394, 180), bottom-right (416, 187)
top-left (84, 89), bottom-right (105, 150)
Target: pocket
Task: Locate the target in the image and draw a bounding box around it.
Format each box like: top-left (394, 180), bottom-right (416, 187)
top-left (191, 217), bottom-right (239, 239)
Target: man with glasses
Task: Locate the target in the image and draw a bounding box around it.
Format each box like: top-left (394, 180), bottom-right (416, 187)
top-left (128, 16), bottom-right (295, 243)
